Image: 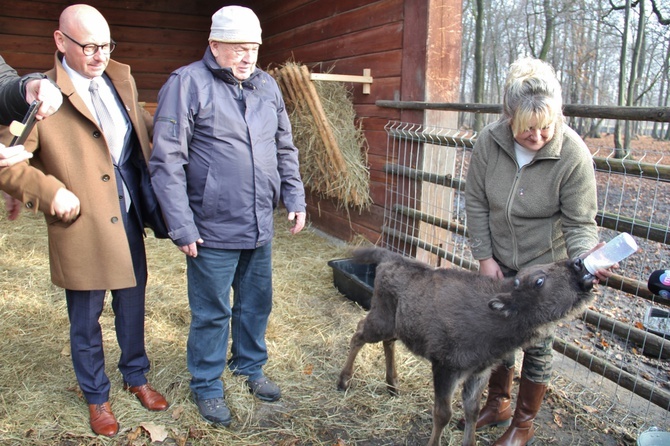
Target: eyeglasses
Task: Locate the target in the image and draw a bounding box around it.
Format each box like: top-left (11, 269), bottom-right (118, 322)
top-left (60, 31), bottom-right (116, 56)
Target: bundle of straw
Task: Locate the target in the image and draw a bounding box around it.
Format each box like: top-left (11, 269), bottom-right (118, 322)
top-left (272, 62), bottom-right (371, 210)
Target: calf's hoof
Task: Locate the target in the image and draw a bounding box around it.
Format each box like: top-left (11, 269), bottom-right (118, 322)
top-left (337, 373), bottom-right (351, 391)
top-left (386, 383), bottom-right (399, 396)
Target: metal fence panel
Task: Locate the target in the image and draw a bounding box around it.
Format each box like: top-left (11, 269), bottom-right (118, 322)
top-left (382, 121), bottom-right (670, 434)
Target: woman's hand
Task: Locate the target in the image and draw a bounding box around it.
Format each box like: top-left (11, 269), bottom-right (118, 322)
top-left (478, 258), bottom-right (504, 280)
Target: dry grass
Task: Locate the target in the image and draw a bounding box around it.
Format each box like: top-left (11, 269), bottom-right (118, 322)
top-left (0, 210), bottom-right (452, 446)
top-left (0, 209), bottom-right (630, 446)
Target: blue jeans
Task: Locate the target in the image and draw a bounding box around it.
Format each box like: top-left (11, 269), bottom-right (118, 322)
top-left (186, 243), bottom-right (273, 400)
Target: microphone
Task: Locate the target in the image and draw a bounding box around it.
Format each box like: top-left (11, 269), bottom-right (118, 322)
top-left (647, 270), bottom-right (670, 300)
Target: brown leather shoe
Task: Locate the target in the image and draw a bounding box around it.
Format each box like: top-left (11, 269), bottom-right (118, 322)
top-left (88, 402), bottom-right (118, 437)
top-left (124, 383), bottom-right (169, 411)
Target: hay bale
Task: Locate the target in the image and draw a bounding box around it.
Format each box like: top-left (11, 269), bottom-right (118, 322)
top-left (272, 62), bottom-right (372, 210)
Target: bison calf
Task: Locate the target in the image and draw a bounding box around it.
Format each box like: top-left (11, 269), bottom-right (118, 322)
top-left (337, 247), bottom-right (594, 446)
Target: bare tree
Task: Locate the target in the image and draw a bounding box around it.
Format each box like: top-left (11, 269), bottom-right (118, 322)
top-left (623, 0), bottom-right (646, 149)
top-left (653, 37), bottom-right (670, 140)
top-left (473, 0), bottom-right (485, 132)
top-left (456, 0), bottom-right (668, 138)
top-left (586, 3), bottom-right (605, 138)
top-left (611, 0), bottom-right (632, 156)
top-left (538, 0), bottom-right (555, 59)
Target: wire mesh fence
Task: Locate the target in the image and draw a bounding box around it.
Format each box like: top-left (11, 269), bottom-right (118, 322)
top-left (381, 120), bottom-right (670, 434)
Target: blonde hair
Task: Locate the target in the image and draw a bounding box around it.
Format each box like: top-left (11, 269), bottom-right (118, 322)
top-left (503, 57), bottom-right (563, 135)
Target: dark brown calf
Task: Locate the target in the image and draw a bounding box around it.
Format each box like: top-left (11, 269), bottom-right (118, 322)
top-left (337, 247), bottom-right (594, 446)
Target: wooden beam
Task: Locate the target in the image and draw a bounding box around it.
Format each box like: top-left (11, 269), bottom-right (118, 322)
top-left (582, 309), bottom-right (670, 359)
top-left (554, 337), bottom-right (670, 411)
top-left (309, 69), bottom-right (373, 94)
top-left (376, 101), bottom-right (670, 123)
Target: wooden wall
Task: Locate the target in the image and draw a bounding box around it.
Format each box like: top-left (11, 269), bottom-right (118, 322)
top-left (251, 0), bottom-right (462, 242)
top-left (1, 0), bottom-right (216, 102)
top-left (0, 0), bottom-right (462, 244)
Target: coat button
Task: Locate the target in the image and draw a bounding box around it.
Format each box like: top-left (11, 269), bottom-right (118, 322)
top-left (111, 216), bottom-right (119, 223)
top-left (102, 174), bottom-right (111, 181)
top-left (25, 201), bottom-right (34, 209)
top-left (93, 131), bottom-right (102, 138)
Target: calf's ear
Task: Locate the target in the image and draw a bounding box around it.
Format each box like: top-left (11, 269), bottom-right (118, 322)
top-left (489, 293), bottom-right (517, 318)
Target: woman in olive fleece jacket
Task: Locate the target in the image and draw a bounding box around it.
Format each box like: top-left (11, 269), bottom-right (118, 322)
top-left (463, 57), bottom-right (599, 446)
top-left (466, 119), bottom-right (598, 271)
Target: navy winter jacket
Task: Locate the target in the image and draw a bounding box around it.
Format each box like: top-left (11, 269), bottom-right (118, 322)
top-left (150, 48), bottom-right (306, 249)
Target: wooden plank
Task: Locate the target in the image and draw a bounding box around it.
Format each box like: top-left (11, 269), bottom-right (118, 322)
top-left (1, 35), bottom-right (63, 55)
top-left (262, 0), bottom-right (403, 52)
top-left (306, 193), bottom-right (385, 239)
top-left (310, 72), bottom-right (373, 84)
top-left (124, 73), bottom-right (171, 90)
top-left (554, 338), bottom-right (670, 411)
top-left (376, 101), bottom-right (670, 123)
top-left (399, 0), bottom-right (427, 125)
top-left (0, 52), bottom-right (54, 74)
top-left (364, 131), bottom-right (392, 154)
top-left (243, 0), bottom-right (318, 22)
top-left (311, 50), bottom-right (403, 78)
top-left (582, 309), bottom-right (670, 360)
top-left (0, 18), bottom-right (208, 46)
top-left (261, 23), bottom-right (403, 66)
top-left (1, 0), bottom-right (212, 31)
top-left (0, 17), bottom-right (57, 38)
top-left (137, 89), bottom-right (161, 103)
top-left (350, 77), bottom-right (399, 105)
top-left (261, 0), bottom-right (397, 36)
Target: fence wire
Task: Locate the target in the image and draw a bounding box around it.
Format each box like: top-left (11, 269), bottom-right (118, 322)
top-left (382, 120), bottom-right (670, 435)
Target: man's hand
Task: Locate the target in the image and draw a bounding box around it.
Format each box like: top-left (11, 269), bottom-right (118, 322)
top-left (179, 239), bottom-right (204, 258)
top-left (0, 144), bottom-right (32, 170)
top-left (51, 188), bottom-right (80, 222)
top-left (3, 191), bottom-right (22, 221)
top-left (288, 211), bottom-right (306, 235)
top-left (24, 78), bottom-right (63, 120)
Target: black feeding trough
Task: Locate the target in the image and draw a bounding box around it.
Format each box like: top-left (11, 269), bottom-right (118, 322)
top-left (327, 258), bottom-right (376, 310)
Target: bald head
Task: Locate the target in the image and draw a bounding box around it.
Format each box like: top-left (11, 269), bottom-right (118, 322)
top-left (55, 4), bottom-right (112, 79)
top-left (59, 4), bottom-right (110, 38)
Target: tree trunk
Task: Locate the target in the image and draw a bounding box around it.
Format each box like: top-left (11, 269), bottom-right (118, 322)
top-left (473, 0), bottom-right (485, 132)
top-left (624, 0), bottom-right (646, 151)
top-left (614, 0), bottom-right (631, 157)
top-left (587, 1), bottom-right (603, 139)
top-left (538, 0), bottom-right (554, 60)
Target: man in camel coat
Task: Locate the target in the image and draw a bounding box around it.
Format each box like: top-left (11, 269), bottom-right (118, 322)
top-left (0, 4), bottom-right (168, 437)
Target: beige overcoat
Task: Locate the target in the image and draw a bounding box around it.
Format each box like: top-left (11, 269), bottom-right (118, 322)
top-left (0, 52), bottom-right (153, 290)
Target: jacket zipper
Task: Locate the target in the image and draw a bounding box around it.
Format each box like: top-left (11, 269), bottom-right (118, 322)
top-left (505, 160), bottom-right (523, 270)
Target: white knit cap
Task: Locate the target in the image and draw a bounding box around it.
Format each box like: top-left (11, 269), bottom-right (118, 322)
top-left (209, 5), bottom-right (262, 44)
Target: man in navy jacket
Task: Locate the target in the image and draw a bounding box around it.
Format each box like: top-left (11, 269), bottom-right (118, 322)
top-left (151, 5), bottom-right (306, 428)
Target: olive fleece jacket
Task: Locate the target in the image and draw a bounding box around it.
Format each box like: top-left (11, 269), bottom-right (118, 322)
top-left (465, 119), bottom-right (599, 271)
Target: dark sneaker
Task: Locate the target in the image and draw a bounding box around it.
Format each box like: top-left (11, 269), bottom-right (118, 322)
top-left (246, 377), bottom-right (281, 402)
top-left (195, 397), bottom-right (232, 427)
